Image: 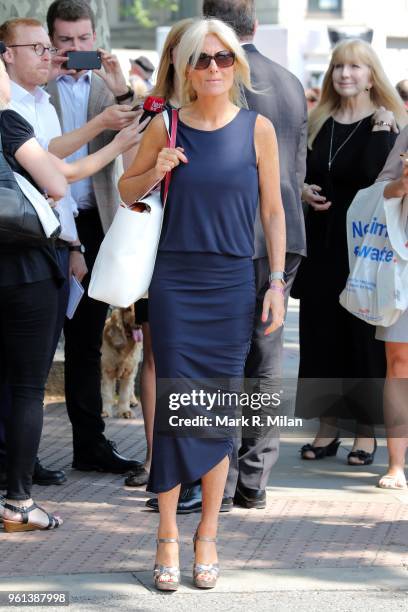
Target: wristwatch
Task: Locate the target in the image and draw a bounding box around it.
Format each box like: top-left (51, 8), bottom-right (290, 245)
top-left (269, 271), bottom-right (286, 285)
top-left (115, 87), bottom-right (134, 103)
top-left (69, 244), bottom-right (86, 254)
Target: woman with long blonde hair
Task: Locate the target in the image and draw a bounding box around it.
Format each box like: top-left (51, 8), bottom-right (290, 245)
top-left (119, 18), bottom-right (285, 590)
top-left (150, 18), bottom-right (193, 104)
top-left (124, 18), bottom-right (193, 490)
top-left (294, 39), bottom-right (407, 465)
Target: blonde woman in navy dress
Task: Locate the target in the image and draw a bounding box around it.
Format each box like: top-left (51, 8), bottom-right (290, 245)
top-left (119, 18), bottom-right (285, 591)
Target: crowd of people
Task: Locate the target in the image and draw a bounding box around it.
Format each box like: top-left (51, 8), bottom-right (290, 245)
top-left (0, 0), bottom-right (407, 593)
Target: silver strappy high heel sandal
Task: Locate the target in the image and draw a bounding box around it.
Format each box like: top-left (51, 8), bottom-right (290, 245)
top-left (153, 537), bottom-right (180, 591)
top-left (193, 530), bottom-right (219, 589)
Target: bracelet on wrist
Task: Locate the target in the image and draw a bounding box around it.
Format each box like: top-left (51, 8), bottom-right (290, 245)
top-left (115, 87), bottom-right (133, 103)
top-left (269, 283), bottom-right (285, 296)
top-left (373, 120), bottom-right (392, 128)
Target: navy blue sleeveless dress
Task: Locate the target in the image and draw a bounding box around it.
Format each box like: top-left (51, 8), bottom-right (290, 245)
top-left (147, 109), bottom-right (259, 493)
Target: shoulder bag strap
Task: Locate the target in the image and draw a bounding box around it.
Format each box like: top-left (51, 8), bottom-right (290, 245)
top-left (128, 108), bottom-right (178, 207)
top-left (162, 108), bottom-right (178, 208)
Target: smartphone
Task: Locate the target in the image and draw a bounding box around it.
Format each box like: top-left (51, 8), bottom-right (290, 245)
top-left (65, 51), bottom-right (102, 71)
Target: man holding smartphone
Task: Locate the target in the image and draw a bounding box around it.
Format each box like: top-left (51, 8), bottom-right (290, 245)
top-left (44, 0), bottom-right (142, 473)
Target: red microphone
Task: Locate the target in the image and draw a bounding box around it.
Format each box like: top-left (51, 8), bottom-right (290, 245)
top-left (139, 96), bottom-right (166, 131)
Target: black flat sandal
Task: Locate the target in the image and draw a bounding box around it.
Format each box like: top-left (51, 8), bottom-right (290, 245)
top-left (347, 439), bottom-right (377, 466)
top-left (300, 437), bottom-right (341, 460)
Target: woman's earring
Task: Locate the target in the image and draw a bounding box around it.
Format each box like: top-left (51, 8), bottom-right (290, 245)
top-left (365, 87), bottom-right (370, 91)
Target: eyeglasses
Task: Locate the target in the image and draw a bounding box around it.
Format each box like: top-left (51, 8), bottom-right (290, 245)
top-left (189, 51), bottom-right (235, 70)
top-left (7, 43), bottom-right (58, 57)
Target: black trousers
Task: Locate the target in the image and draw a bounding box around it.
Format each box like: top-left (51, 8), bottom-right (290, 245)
top-left (224, 253), bottom-right (302, 496)
top-left (64, 209), bottom-right (109, 457)
top-left (0, 279), bottom-right (58, 500)
top-left (0, 248), bottom-right (70, 474)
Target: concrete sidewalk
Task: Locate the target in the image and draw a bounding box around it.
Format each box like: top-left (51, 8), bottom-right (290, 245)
top-left (0, 300), bottom-right (407, 610)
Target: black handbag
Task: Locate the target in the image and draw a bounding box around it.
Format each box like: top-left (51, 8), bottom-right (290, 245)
top-left (0, 126), bottom-right (61, 245)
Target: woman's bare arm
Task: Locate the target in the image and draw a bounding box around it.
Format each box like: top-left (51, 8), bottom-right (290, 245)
top-left (118, 114), bottom-right (188, 204)
top-left (255, 115), bottom-right (286, 335)
top-left (118, 115), bottom-right (168, 204)
top-left (15, 138), bottom-right (67, 200)
top-left (383, 162), bottom-right (408, 199)
top-left (256, 115), bottom-right (286, 279)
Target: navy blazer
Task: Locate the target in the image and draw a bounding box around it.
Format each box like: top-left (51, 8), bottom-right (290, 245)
top-left (243, 43), bottom-right (307, 257)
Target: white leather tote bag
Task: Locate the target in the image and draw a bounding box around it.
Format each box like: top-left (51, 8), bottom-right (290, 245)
top-left (89, 109), bottom-right (177, 308)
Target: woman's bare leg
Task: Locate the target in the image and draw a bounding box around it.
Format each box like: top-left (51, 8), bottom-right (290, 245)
top-left (156, 484), bottom-right (181, 567)
top-left (379, 342), bottom-right (408, 487)
top-left (194, 455), bottom-right (229, 581)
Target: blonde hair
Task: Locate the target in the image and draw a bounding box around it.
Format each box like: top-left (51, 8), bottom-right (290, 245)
top-left (0, 59), bottom-right (8, 110)
top-left (308, 39), bottom-right (408, 148)
top-left (174, 18), bottom-right (253, 107)
top-left (151, 18), bottom-right (194, 101)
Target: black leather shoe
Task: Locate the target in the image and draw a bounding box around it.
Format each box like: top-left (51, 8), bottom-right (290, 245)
top-left (145, 484), bottom-right (202, 514)
top-left (234, 484), bottom-right (266, 509)
top-left (220, 496), bottom-right (234, 512)
top-left (145, 496), bottom-right (159, 511)
top-left (125, 467), bottom-right (149, 487)
top-left (72, 439), bottom-right (142, 474)
top-left (176, 483), bottom-right (202, 514)
top-left (33, 458), bottom-right (67, 486)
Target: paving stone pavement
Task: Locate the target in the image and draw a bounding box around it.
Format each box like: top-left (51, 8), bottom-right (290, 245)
top-left (0, 299), bottom-right (407, 596)
top-left (1, 402), bottom-right (408, 580)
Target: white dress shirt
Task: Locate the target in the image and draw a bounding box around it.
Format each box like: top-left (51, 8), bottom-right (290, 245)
top-left (10, 79), bottom-right (78, 241)
top-left (10, 80), bottom-right (62, 150)
top-left (56, 71), bottom-right (95, 210)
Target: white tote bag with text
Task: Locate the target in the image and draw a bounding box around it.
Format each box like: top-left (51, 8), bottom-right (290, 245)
top-left (339, 181), bottom-right (408, 327)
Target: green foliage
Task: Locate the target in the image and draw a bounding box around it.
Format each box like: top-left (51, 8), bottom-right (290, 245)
top-left (127, 0), bottom-right (179, 28)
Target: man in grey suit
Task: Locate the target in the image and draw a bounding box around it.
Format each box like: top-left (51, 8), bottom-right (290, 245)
top-left (45, 0), bottom-right (142, 473)
top-left (204, 0), bottom-right (307, 509)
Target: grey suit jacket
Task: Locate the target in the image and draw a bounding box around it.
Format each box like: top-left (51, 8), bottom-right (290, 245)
top-left (45, 74), bottom-right (121, 233)
top-left (243, 43), bottom-right (307, 257)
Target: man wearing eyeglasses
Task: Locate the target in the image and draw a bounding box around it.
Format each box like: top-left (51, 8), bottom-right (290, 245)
top-left (0, 12), bottom-right (142, 481)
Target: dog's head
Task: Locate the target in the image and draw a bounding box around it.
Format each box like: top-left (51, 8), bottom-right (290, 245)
top-left (105, 305), bottom-right (140, 349)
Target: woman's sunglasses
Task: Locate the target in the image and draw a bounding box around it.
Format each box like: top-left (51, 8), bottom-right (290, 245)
top-left (189, 51), bottom-right (236, 70)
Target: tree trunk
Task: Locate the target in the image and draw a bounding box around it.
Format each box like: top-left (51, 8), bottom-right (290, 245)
top-left (0, 0), bottom-right (111, 49)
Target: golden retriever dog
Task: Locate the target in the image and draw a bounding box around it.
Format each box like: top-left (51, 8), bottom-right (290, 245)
top-left (101, 305), bottom-right (143, 418)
